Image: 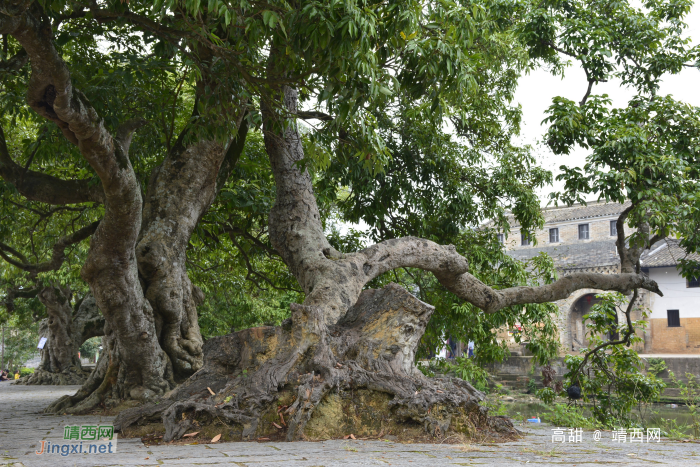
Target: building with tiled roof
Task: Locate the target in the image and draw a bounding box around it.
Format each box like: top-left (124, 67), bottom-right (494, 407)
top-left (508, 200), bottom-right (631, 228)
top-left (641, 239), bottom-right (700, 269)
top-left (496, 201), bottom-right (699, 355)
top-left (639, 239), bottom-right (700, 354)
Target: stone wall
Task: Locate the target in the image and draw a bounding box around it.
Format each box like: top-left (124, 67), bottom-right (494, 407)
top-left (506, 218), bottom-right (619, 250)
top-left (487, 355), bottom-right (700, 396)
top-left (554, 264), bottom-right (648, 354)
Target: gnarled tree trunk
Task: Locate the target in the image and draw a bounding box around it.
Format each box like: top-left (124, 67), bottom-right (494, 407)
top-left (116, 284), bottom-right (513, 442)
top-left (19, 287), bottom-right (104, 386)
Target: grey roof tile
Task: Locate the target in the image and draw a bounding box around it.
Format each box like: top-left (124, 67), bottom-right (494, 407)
top-left (509, 200), bottom-right (631, 228)
top-left (506, 240), bottom-right (620, 270)
top-left (640, 238), bottom-right (700, 268)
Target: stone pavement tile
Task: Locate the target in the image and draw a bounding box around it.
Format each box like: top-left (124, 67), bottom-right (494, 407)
top-left (2, 383), bottom-right (696, 467)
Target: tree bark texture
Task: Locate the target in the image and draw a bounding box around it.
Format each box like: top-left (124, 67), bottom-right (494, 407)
top-left (18, 288), bottom-right (104, 385)
top-left (136, 116), bottom-right (247, 381)
top-left (116, 284), bottom-right (515, 442)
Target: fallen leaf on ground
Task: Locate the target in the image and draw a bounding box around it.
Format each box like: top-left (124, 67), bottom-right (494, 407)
top-left (211, 434), bottom-right (221, 443)
top-left (207, 387), bottom-right (215, 395)
top-left (183, 432), bottom-right (199, 437)
top-left (272, 422), bottom-right (282, 429)
top-left (350, 434), bottom-right (356, 439)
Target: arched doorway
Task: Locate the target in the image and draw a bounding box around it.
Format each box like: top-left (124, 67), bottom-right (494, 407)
top-left (569, 293), bottom-right (604, 350)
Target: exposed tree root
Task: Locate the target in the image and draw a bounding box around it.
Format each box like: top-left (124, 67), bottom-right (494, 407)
top-left (116, 284), bottom-right (517, 442)
top-left (16, 366), bottom-right (91, 386)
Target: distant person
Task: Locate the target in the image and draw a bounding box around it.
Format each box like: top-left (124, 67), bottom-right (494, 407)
top-left (468, 341), bottom-right (474, 358)
top-left (14, 371), bottom-right (20, 380)
top-left (0, 370), bottom-right (8, 381)
top-left (448, 338), bottom-right (458, 359)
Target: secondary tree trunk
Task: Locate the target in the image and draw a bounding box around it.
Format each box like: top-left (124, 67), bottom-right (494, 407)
top-left (19, 287), bottom-right (104, 386)
top-left (2, 6), bottom-right (246, 411)
top-left (136, 140), bottom-right (230, 381)
top-left (46, 133), bottom-right (245, 412)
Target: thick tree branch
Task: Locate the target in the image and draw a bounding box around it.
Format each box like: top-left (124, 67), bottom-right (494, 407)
top-left (6, 4), bottom-right (126, 182)
top-left (116, 118), bottom-right (147, 156)
top-left (358, 236), bottom-right (661, 314)
top-left (295, 111), bottom-right (334, 121)
top-left (222, 223), bottom-right (279, 258)
top-left (1, 284), bottom-right (41, 314)
top-left (616, 204), bottom-right (635, 273)
top-left (0, 220), bottom-right (99, 274)
top-left (0, 47), bottom-right (27, 73)
top-left (0, 124), bottom-right (105, 204)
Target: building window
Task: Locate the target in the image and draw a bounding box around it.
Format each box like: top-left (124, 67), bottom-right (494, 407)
top-left (610, 220), bottom-right (617, 236)
top-left (578, 223), bottom-right (590, 240)
top-left (521, 231), bottom-right (530, 246)
top-left (497, 233), bottom-right (504, 244)
top-left (688, 277), bottom-right (700, 288)
top-left (667, 310), bottom-right (680, 327)
top-left (549, 228), bottom-right (559, 243)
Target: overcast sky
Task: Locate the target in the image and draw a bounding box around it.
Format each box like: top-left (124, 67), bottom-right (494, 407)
top-left (512, 4), bottom-right (700, 203)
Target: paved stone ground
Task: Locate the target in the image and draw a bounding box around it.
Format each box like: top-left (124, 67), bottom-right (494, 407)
top-left (2, 383), bottom-right (700, 466)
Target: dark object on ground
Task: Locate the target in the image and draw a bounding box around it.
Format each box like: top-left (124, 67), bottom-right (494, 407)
top-left (567, 385), bottom-right (582, 400)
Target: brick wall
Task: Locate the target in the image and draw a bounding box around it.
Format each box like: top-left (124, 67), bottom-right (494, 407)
top-left (650, 318), bottom-right (700, 353)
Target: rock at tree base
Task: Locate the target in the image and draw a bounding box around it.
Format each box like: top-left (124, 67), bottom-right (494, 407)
top-left (115, 284), bottom-right (517, 442)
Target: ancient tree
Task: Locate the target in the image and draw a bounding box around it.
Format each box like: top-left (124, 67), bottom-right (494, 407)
top-left (2, 0), bottom-right (695, 442)
top-left (18, 286), bottom-right (104, 385)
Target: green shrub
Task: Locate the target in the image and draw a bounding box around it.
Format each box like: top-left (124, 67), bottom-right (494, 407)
top-left (536, 387), bottom-right (556, 404)
top-left (647, 358), bottom-right (668, 377)
top-left (481, 398), bottom-right (508, 416)
top-left (19, 367), bottom-right (34, 377)
top-left (669, 371), bottom-right (700, 438)
top-left (527, 378), bottom-right (538, 393)
top-left (430, 356), bottom-right (491, 392)
top-left (561, 293), bottom-right (665, 428)
top-left (547, 403), bottom-right (598, 429)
